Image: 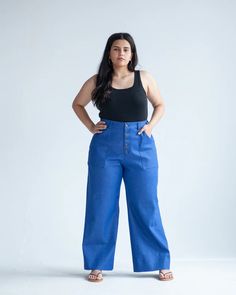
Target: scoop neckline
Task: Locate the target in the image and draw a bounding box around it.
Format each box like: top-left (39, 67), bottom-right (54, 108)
top-left (111, 70), bottom-right (136, 90)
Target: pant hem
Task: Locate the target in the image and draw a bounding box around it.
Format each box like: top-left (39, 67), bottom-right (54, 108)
top-left (133, 267), bottom-right (170, 272)
top-left (84, 266), bottom-right (114, 271)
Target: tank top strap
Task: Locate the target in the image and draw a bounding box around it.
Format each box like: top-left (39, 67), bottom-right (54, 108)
top-left (135, 70), bottom-right (142, 87)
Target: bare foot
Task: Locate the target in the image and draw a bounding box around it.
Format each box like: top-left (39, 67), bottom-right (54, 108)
top-left (158, 269), bottom-right (174, 281)
top-left (88, 269), bottom-right (103, 282)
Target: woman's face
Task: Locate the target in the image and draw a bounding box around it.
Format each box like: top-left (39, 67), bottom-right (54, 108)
top-left (109, 39), bottom-right (133, 67)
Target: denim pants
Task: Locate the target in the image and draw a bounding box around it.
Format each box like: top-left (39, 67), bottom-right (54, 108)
top-left (82, 118), bottom-right (171, 272)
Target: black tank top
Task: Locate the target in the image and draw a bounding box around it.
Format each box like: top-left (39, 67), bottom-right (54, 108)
top-left (98, 70), bottom-right (148, 122)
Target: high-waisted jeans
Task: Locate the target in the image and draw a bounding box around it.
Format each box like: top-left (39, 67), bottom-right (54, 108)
top-left (82, 118), bottom-right (171, 272)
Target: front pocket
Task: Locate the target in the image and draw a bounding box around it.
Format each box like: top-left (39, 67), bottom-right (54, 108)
top-left (87, 143), bottom-right (108, 167)
top-left (143, 130), bottom-right (153, 139)
top-left (139, 133), bottom-right (158, 169)
top-left (87, 128), bottom-right (110, 167)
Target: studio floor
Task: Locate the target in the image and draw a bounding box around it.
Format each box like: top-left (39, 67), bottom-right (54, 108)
top-left (0, 259), bottom-right (235, 295)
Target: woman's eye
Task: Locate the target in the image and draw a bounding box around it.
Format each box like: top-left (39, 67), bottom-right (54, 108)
top-left (113, 48), bottom-right (129, 51)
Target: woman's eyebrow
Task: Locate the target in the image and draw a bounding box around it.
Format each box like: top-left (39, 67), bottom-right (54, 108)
top-left (112, 46), bottom-right (130, 49)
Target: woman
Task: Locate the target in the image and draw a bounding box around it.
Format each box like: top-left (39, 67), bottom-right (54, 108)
top-left (72, 32), bottom-right (174, 282)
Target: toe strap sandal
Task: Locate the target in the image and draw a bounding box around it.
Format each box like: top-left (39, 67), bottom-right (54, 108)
top-left (158, 271), bottom-right (174, 281)
top-left (88, 271), bottom-right (103, 282)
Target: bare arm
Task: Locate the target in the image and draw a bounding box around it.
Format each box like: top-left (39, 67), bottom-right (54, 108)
top-left (138, 70), bottom-right (165, 135)
top-left (72, 74), bottom-right (106, 134)
top-left (144, 70), bottom-right (165, 127)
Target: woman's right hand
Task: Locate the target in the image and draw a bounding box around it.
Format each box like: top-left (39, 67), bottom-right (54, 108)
top-left (90, 120), bottom-right (107, 134)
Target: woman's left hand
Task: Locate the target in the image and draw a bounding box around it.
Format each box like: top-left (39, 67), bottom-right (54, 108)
top-left (138, 124), bottom-right (153, 138)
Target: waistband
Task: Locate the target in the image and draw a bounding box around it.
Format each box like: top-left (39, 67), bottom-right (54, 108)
top-left (100, 118), bottom-right (149, 129)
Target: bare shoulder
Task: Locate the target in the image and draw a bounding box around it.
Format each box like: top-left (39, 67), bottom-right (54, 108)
top-left (139, 70), bottom-right (157, 96)
top-left (139, 70), bottom-right (163, 107)
top-left (72, 73), bottom-right (98, 107)
top-left (85, 73), bottom-right (98, 88)
top-left (140, 70), bottom-right (156, 84)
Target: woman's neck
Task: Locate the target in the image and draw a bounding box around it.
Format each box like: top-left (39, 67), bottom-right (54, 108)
top-left (112, 67), bottom-right (133, 78)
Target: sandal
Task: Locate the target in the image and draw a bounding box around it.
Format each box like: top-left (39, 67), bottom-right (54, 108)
top-left (158, 270), bottom-right (174, 281)
top-left (88, 270), bottom-right (103, 282)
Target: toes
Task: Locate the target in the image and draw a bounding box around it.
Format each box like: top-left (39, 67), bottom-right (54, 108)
top-left (158, 270), bottom-right (173, 280)
top-left (88, 271), bottom-right (103, 281)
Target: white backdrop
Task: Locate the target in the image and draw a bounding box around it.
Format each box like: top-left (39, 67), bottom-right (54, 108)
top-left (0, 0), bottom-right (235, 272)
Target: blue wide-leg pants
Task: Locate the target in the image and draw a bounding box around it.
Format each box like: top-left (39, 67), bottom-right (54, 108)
top-left (82, 118), bottom-right (171, 272)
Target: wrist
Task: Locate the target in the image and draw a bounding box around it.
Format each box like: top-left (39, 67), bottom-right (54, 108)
top-left (148, 121), bottom-right (155, 129)
top-left (89, 122), bottom-right (95, 132)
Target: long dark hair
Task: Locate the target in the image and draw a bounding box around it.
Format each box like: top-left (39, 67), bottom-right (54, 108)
top-left (91, 32), bottom-right (139, 110)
